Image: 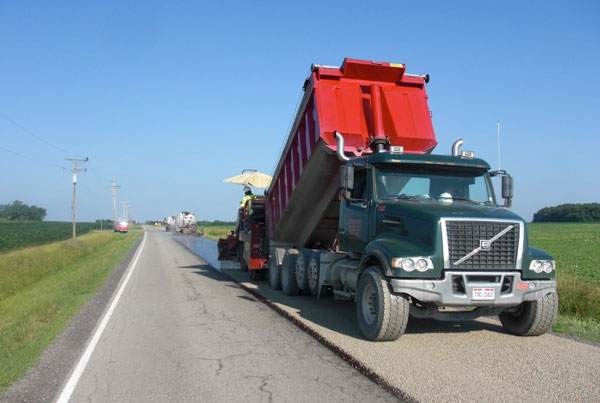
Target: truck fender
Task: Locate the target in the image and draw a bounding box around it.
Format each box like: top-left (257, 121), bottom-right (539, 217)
top-left (359, 250), bottom-right (393, 277)
top-left (363, 235), bottom-right (439, 279)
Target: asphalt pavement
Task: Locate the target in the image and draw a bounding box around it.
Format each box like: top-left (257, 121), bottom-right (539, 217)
top-left (222, 257), bottom-right (600, 403)
top-left (60, 228), bottom-right (398, 402)
top-left (4, 227), bottom-right (599, 403)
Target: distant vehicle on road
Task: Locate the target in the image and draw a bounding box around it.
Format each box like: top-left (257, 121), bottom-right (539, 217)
top-left (165, 216), bottom-right (175, 231)
top-left (114, 221), bottom-right (128, 233)
top-left (175, 212), bottom-right (197, 234)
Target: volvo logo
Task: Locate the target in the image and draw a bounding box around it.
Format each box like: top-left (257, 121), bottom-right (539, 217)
top-left (480, 240), bottom-right (491, 251)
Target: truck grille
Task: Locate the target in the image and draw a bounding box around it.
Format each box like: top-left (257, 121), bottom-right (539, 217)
top-left (443, 220), bottom-right (521, 270)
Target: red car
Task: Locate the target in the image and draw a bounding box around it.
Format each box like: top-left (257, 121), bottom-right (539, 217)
top-left (114, 221), bottom-right (128, 233)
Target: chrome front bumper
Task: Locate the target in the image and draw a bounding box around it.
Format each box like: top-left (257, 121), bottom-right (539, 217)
top-left (390, 271), bottom-right (557, 307)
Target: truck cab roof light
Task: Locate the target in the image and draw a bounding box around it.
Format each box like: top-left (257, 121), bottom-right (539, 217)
top-left (390, 146), bottom-right (404, 154)
top-left (461, 150), bottom-right (475, 159)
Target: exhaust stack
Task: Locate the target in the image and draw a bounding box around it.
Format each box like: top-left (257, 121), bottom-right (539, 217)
top-left (335, 131), bottom-right (350, 162)
top-left (452, 139), bottom-right (463, 156)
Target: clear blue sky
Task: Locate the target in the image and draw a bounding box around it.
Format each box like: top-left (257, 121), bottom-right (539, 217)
top-left (1, 0), bottom-right (599, 223)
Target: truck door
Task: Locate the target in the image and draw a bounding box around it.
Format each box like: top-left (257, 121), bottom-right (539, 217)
top-left (339, 166), bottom-right (372, 252)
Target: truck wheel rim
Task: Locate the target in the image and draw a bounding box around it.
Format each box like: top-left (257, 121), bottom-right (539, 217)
top-left (308, 260), bottom-right (318, 287)
top-left (296, 256), bottom-right (306, 285)
top-left (361, 283), bottom-right (377, 325)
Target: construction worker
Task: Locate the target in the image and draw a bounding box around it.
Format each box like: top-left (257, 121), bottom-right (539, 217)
top-left (240, 185), bottom-right (257, 214)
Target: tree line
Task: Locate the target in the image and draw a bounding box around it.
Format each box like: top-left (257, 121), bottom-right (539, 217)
top-left (197, 220), bottom-right (236, 226)
top-left (533, 203), bottom-right (600, 222)
top-left (0, 200), bottom-right (46, 221)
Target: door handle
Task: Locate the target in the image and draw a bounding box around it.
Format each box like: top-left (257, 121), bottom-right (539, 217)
top-left (382, 219), bottom-right (402, 225)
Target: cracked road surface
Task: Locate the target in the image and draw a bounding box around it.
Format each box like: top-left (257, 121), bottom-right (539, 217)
top-left (67, 228), bottom-right (397, 402)
top-left (222, 259), bottom-right (600, 403)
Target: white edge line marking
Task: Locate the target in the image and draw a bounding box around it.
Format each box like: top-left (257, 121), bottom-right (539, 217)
top-left (55, 231), bottom-right (147, 403)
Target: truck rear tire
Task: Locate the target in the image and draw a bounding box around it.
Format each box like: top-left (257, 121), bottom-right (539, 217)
top-left (307, 254), bottom-right (320, 295)
top-left (281, 250), bottom-right (300, 296)
top-left (499, 291), bottom-right (558, 336)
top-left (268, 248), bottom-right (285, 290)
top-left (239, 243), bottom-right (248, 272)
top-left (295, 250), bottom-right (311, 293)
top-left (268, 266), bottom-right (280, 288)
top-left (356, 267), bottom-right (409, 341)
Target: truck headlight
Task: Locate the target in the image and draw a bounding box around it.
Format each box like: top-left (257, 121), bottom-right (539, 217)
top-left (542, 261), bottom-right (554, 273)
top-left (416, 259), bottom-right (429, 272)
top-left (529, 260), bottom-right (555, 274)
top-left (392, 257), bottom-right (434, 272)
top-left (402, 258), bottom-right (415, 272)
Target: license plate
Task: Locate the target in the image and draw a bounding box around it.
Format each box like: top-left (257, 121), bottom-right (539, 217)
top-left (472, 288), bottom-right (495, 300)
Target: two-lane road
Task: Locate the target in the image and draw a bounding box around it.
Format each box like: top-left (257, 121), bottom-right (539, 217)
top-left (62, 228), bottom-right (397, 402)
top-left (5, 227), bottom-right (598, 403)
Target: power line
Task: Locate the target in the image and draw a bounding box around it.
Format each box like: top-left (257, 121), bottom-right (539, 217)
top-left (0, 111), bottom-right (76, 156)
top-left (78, 182), bottom-right (103, 198)
top-left (86, 160), bottom-right (106, 185)
top-left (0, 143), bottom-right (62, 168)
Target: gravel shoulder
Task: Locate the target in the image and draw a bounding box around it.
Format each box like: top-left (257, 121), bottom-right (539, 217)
top-left (222, 266), bottom-right (600, 403)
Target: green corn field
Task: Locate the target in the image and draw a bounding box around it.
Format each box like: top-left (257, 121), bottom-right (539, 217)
top-left (0, 221), bottom-right (98, 253)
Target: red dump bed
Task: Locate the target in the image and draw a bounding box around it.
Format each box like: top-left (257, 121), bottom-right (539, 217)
top-left (266, 58), bottom-right (437, 246)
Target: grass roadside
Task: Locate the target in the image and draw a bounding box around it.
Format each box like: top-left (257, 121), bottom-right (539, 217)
top-left (197, 225), bottom-right (235, 241)
top-left (528, 223), bottom-right (600, 342)
top-left (0, 231), bottom-right (141, 395)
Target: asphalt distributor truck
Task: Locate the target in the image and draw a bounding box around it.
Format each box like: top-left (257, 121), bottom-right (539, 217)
top-left (219, 58), bottom-right (558, 341)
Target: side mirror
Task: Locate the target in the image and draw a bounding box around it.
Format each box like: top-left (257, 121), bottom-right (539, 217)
top-left (338, 165), bottom-right (354, 199)
top-left (501, 175), bottom-right (513, 207)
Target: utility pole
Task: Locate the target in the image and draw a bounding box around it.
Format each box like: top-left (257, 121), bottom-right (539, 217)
top-left (108, 180), bottom-right (120, 228)
top-left (64, 157), bottom-right (88, 241)
top-left (122, 201), bottom-right (128, 223)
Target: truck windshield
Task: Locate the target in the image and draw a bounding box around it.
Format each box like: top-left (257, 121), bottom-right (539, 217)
top-left (374, 164), bottom-right (496, 205)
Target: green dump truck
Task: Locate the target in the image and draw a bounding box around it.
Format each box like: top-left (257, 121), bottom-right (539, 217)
top-left (221, 58), bottom-right (558, 341)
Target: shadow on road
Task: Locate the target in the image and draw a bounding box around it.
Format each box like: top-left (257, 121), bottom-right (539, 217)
top-left (211, 268), bottom-right (508, 341)
top-left (406, 316), bottom-right (504, 335)
top-left (174, 241), bottom-right (507, 340)
top-left (177, 264), bottom-right (231, 281)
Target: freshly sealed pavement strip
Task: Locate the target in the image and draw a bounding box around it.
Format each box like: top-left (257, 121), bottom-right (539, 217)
top-left (176, 236), bottom-right (600, 403)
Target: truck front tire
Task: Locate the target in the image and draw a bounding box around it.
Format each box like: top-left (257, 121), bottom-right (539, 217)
top-left (499, 291), bottom-right (558, 336)
top-left (356, 267), bottom-right (409, 341)
top-left (281, 250), bottom-right (300, 296)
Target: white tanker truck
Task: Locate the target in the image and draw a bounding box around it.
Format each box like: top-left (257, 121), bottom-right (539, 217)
top-left (175, 212), bottom-right (197, 234)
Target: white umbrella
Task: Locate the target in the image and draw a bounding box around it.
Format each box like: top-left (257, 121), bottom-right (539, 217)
top-left (223, 169), bottom-right (272, 188)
